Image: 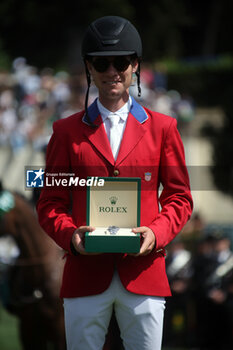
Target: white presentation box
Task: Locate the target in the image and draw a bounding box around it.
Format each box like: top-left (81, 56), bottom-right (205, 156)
top-left (85, 177), bottom-right (141, 253)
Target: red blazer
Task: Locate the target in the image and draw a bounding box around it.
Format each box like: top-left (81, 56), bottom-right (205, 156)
top-left (37, 97), bottom-right (193, 298)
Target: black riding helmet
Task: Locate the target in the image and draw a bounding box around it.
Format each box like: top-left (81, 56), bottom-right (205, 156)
top-left (81, 16), bottom-right (142, 123)
top-left (82, 16), bottom-right (142, 58)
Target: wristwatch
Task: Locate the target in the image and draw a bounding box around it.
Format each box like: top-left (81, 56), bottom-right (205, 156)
top-left (105, 226), bottom-right (120, 235)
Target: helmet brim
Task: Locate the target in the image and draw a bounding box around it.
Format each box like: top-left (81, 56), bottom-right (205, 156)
top-left (86, 50), bottom-right (136, 57)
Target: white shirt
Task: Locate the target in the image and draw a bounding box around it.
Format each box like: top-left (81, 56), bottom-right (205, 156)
top-left (97, 97), bottom-right (132, 159)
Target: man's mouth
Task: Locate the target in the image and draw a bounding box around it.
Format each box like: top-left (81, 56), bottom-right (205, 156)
top-left (105, 81), bottom-right (120, 85)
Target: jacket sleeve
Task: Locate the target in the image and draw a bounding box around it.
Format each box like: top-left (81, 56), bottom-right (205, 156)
top-left (148, 118), bottom-right (193, 250)
top-left (36, 120), bottom-right (77, 253)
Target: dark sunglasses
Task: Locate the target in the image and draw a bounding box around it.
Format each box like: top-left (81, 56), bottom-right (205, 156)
top-left (91, 56), bottom-right (133, 73)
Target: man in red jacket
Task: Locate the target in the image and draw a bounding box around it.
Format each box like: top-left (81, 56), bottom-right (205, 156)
top-left (37, 16), bottom-right (193, 350)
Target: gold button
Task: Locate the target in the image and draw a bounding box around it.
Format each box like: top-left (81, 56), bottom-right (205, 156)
top-left (113, 169), bottom-right (119, 176)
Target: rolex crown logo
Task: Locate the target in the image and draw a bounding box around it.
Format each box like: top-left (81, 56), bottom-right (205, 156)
top-left (109, 196), bottom-right (118, 205)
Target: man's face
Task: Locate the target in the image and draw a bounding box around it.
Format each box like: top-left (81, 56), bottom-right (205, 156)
top-left (86, 55), bottom-right (138, 104)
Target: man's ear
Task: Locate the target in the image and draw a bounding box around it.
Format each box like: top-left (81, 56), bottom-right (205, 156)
top-left (132, 60), bottom-right (139, 73)
top-left (86, 60), bottom-right (92, 74)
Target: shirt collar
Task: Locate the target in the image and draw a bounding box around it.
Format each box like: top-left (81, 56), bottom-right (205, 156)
top-left (82, 95), bottom-right (148, 126)
top-left (97, 97), bottom-right (132, 123)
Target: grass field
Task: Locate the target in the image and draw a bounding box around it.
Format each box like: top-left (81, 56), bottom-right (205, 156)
top-left (0, 305), bottom-right (21, 350)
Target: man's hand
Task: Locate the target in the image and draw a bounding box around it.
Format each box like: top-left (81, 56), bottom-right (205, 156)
top-left (131, 226), bottom-right (156, 256)
top-left (71, 226), bottom-right (96, 255)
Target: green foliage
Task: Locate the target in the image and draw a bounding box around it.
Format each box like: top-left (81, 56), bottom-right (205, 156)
top-left (202, 110), bottom-right (233, 198)
top-left (131, 0), bottom-right (192, 60)
top-left (162, 55), bottom-right (233, 74)
top-left (0, 39), bottom-right (11, 70)
top-left (0, 305), bottom-right (21, 350)
top-left (164, 55), bottom-right (233, 107)
top-left (161, 55), bottom-right (233, 200)
top-left (1, 0), bottom-right (233, 68)
top-left (87, 0), bottom-right (135, 20)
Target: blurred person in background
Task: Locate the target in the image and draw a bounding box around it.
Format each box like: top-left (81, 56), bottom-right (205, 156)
top-left (193, 231), bottom-right (233, 349)
top-left (163, 238), bottom-right (194, 348)
top-left (0, 88), bottom-right (18, 147)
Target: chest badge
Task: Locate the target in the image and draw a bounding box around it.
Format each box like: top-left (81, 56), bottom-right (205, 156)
top-left (144, 172), bottom-right (152, 181)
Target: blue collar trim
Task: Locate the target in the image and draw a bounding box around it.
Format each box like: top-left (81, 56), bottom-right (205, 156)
top-left (82, 96), bottom-right (148, 125)
top-left (130, 96), bottom-right (149, 123)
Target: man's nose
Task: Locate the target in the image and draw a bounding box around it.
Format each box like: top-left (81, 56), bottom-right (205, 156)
top-left (106, 62), bottom-right (118, 73)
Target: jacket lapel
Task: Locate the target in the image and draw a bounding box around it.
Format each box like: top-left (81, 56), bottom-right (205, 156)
top-left (116, 112), bottom-right (148, 165)
top-left (82, 99), bottom-right (114, 165)
top-left (116, 97), bottom-right (149, 165)
top-left (82, 97), bottom-right (149, 166)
